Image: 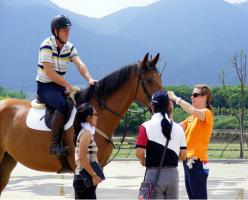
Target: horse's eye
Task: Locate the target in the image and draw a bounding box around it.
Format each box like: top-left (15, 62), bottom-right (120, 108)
top-left (146, 79), bottom-right (153, 84)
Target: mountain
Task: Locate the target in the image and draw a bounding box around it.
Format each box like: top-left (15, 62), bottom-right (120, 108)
top-left (1, 0), bottom-right (248, 96)
top-left (0, 0), bottom-right (148, 96)
top-left (88, 0), bottom-right (248, 85)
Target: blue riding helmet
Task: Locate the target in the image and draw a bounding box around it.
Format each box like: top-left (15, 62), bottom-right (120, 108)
top-left (151, 90), bottom-right (169, 104)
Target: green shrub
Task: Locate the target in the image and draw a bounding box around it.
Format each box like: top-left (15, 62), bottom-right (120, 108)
top-left (214, 116), bottom-right (239, 129)
top-left (0, 86), bottom-right (26, 99)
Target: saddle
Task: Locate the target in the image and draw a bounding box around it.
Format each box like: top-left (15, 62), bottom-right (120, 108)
top-left (31, 96), bottom-right (74, 129)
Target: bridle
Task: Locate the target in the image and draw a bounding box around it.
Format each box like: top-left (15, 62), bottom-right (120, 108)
top-left (133, 65), bottom-right (154, 102)
top-left (99, 64), bottom-right (155, 119)
top-left (96, 64), bottom-right (158, 167)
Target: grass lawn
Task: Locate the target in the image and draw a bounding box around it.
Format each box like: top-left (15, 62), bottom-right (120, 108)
top-left (110, 137), bottom-right (248, 159)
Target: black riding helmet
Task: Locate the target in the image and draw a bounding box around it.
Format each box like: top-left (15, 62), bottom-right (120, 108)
top-left (51, 15), bottom-right (72, 44)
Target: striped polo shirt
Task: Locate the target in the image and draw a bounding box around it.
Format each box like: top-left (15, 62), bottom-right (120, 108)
top-left (136, 113), bottom-right (187, 167)
top-left (75, 122), bottom-right (98, 175)
top-left (36, 36), bottom-right (78, 83)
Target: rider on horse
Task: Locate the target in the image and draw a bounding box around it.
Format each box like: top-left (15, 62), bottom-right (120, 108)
top-left (35, 15), bottom-right (97, 157)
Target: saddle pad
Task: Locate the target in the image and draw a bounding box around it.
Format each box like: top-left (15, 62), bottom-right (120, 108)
top-left (26, 106), bottom-right (76, 131)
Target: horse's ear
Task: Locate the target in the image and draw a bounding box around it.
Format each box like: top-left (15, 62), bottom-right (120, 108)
top-left (140, 52), bottom-right (149, 69)
top-left (151, 53), bottom-right (160, 66)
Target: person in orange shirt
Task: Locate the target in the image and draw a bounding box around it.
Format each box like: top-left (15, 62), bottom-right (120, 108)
top-left (168, 84), bottom-right (213, 199)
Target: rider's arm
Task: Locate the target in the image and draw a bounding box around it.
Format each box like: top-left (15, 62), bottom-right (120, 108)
top-left (71, 56), bottom-right (93, 82)
top-left (42, 62), bottom-right (71, 88)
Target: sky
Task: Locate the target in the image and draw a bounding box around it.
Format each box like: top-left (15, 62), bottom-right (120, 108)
top-left (227, 0), bottom-right (248, 2)
top-left (49, 0), bottom-right (248, 18)
top-left (49, 0), bottom-right (159, 18)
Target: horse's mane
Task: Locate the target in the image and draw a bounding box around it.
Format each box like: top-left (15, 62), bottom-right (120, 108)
top-left (75, 63), bottom-right (138, 106)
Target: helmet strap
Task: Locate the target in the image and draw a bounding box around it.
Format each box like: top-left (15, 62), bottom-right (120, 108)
top-left (54, 29), bottom-right (66, 45)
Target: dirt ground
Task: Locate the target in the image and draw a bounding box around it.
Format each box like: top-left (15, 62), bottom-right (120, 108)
top-left (1, 160), bottom-right (248, 199)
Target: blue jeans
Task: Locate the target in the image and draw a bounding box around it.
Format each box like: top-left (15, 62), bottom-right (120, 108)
top-left (183, 159), bottom-right (209, 199)
top-left (37, 81), bottom-right (68, 114)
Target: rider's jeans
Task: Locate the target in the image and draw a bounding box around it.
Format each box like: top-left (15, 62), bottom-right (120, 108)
top-left (36, 81), bottom-right (68, 114)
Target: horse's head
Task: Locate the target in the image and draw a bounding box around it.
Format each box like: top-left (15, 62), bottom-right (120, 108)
top-left (74, 52), bottom-right (163, 109)
top-left (134, 53), bottom-right (163, 106)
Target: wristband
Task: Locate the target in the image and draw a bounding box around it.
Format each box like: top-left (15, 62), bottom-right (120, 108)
top-left (176, 97), bottom-right (181, 105)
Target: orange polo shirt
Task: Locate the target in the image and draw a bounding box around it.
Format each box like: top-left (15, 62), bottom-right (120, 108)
top-left (181, 108), bottom-right (213, 161)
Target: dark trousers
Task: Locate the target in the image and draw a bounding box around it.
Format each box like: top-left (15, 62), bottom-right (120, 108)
top-left (183, 160), bottom-right (209, 199)
top-left (37, 81), bottom-right (68, 114)
top-left (73, 174), bottom-right (97, 199)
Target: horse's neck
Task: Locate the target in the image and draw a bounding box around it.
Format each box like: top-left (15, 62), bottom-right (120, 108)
top-left (96, 73), bottom-right (138, 136)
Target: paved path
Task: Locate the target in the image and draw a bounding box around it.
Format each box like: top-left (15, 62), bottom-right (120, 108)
top-left (1, 161), bottom-right (248, 199)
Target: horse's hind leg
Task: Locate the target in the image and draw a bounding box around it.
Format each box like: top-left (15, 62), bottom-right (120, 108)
top-left (0, 152), bottom-right (17, 194)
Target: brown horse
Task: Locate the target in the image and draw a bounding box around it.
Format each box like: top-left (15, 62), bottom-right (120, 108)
top-left (0, 53), bottom-right (163, 194)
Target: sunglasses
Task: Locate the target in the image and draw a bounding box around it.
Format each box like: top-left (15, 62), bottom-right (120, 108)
top-left (192, 93), bottom-right (203, 98)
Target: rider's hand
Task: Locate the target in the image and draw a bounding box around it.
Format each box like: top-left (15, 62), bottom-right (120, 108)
top-left (89, 78), bottom-right (98, 86)
top-left (65, 84), bottom-right (73, 94)
top-left (92, 175), bottom-right (102, 186)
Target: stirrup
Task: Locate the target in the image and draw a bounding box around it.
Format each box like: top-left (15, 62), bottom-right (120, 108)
top-left (50, 146), bottom-right (69, 158)
top-left (60, 145), bottom-right (70, 156)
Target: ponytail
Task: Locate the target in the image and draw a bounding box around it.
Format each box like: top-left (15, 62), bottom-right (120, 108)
top-left (160, 111), bottom-right (172, 141)
top-left (151, 90), bottom-right (172, 141)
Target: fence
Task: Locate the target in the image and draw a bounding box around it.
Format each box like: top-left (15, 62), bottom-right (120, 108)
top-left (110, 137), bottom-right (248, 160)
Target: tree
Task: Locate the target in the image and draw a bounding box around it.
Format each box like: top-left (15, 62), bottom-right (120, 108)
top-left (0, 86), bottom-right (26, 100)
top-left (219, 50), bottom-right (247, 158)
